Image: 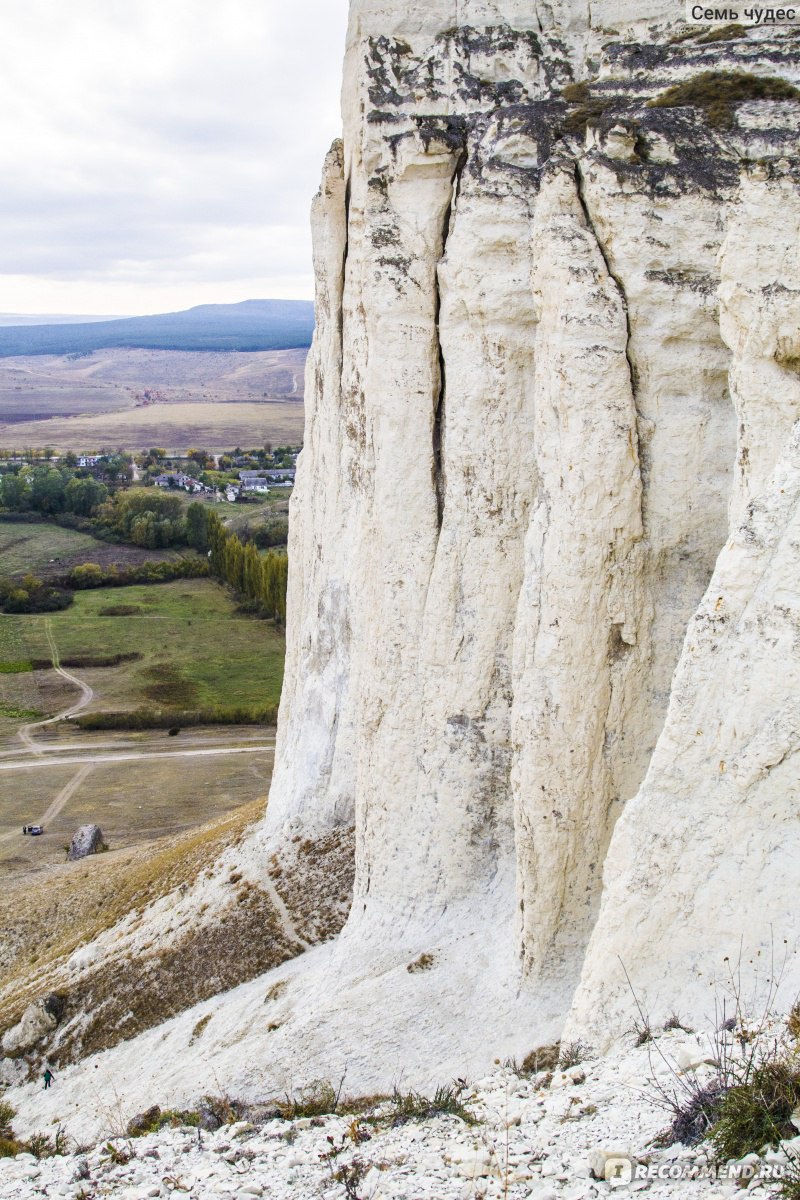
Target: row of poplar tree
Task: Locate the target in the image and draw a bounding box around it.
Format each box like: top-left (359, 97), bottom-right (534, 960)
top-left (205, 509), bottom-right (288, 624)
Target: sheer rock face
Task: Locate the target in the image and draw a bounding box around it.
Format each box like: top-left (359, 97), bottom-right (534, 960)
top-left (271, 3), bottom-right (800, 1066)
top-left (5, 6), bottom-right (800, 1132)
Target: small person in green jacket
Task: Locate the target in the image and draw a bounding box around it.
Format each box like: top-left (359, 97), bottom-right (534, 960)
top-left (43, 1068), bottom-right (54, 1090)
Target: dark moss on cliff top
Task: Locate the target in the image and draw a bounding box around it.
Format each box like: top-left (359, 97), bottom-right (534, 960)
top-left (649, 70), bottom-right (800, 127)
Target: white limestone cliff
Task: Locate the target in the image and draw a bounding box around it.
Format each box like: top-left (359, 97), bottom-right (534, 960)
top-left (263, 0), bottom-right (800, 1066)
top-left (266, 0), bottom-right (800, 1065)
top-left (4, 0), bottom-right (800, 1130)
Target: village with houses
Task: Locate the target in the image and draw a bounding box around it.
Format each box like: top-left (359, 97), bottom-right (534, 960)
top-left (0, 443), bottom-right (298, 505)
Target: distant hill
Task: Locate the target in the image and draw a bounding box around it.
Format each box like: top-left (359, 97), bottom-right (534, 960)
top-left (0, 300), bottom-right (315, 356)
top-left (0, 313), bottom-right (124, 326)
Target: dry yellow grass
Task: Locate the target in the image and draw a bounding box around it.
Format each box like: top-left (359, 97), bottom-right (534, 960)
top-left (0, 796), bottom-right (266, 1026)
top-left (0, 400), bottom-right (304, 453)
top-left (0, 742), bottom-right (274, 876)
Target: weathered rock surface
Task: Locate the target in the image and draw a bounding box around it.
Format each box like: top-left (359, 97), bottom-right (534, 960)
top-left (67, 825), bottom-right (105, 861)
top-left (5, 0), bottom-right (800, 1131)
top-left (1, 994), bottom-right (64, 1055)
top-left (266, 0), bottom-right (800, 1070)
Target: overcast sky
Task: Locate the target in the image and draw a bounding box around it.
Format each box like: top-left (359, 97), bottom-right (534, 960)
top-left (0, 0), bottom-right (349, 316)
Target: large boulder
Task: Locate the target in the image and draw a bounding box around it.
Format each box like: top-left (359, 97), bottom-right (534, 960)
top-left (1, 993), bottom-right (65, 1055)
top-left (67, 825), bottom-right (105, 861)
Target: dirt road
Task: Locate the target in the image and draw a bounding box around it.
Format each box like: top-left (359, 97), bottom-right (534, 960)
top-left (17, 618), bottom-right (94, 754)
top-left (4, 619), bottom-right (274, 835)
top-left (0, 742), bottom-right (275, 772)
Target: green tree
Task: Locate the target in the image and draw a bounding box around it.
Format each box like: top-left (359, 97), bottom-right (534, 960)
top-left (65, 476), bottom-right (107, 517)
top-left (0, 471), bottom-right (30, 510)
top-left (30, 468), bottom-right (66, 515)
top-left (185, 502), bottom-right (209, 552)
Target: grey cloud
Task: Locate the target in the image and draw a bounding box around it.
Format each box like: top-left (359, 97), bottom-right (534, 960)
top-left (0, 0), bottom-right (348, 306)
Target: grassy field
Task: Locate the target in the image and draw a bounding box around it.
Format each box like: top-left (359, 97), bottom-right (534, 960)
top-left (0, 400), bottom-right (305, 454)
top-left (0, 578), bottom-right (284, 718)
top-left (0, 346), bottom-right (306, 419)
top-left (0, 345), bottom-right (306, 451)
top-left (0, 517), bottom-right (194, 579)
top-left (0, 520), bottom-right (102, 574)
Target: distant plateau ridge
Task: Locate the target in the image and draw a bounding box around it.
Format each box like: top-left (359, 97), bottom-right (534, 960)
top-left (0, 299), bottom-right (314, 356)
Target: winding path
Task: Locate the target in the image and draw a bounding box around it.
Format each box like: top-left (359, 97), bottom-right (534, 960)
top-left (2, 621), bottom-right (275, 841)
top-left (17, 618), bottom-right (94, 754)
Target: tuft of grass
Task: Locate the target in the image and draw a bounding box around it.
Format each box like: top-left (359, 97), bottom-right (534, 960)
top-left (559, 79), bottom-right (617, 134)
top-left (696, 22), bottom-right (747, 43)
top-left (787, 1003), bottom-right (800, 1041)
top-left (280, 1079), bottom-right (341, 1119)
top-left (0, 1100), bottom-right (15, 1139)
top-left (190, 1013), bottom-right (213, 1043)
top-left (631, 1017), bottom-right (654, 1047)
top-left (521, 1043), bottom-right (561, 1076)
top-left (559, 1040), bottom-right (593, 1070)
top-left (406, 952), bottom-right (435, 973)
top-left (199, 1094), bottom-right (243, 1127)
top-left (265, 979), bottom-right (288, 1003)
top-left (389, 1083), bottom-right (474, 1126)
top-left (649, 70), bottom-right (800, 128)
top-left (103, 1141), bottom-right (132, 1165)
top-left (709, 1060), bottom-right (800, 1159)
top-left (664, 1013), bottom-right (694, 1034)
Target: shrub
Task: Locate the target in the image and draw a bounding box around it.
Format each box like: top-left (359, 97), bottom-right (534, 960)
top-left (559, 1040), bottom-right (593, 1070)
top-left (64, 558), bottom-right (208, 591)
top-left (654, 1079), bottom-right (728, 1147)
top-left (0, 1100), bottom-right (15, 1138)
top-left (69, 563), bottom-right (105, 589)
top-left (57, 652), bottom-right (140, 669)
top-left (26, 1131), bottom-right (56, 1159)
top-left (74, 704), bottom-right (278, 731)
top-left (649, 71), bottom-right (800, 128)
top-left (709, 1060), bottom-right (800, 1159)
top-left (1, 581), bottom-right (72, 613)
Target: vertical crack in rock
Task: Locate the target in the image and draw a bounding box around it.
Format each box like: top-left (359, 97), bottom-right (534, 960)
top-left (432, 149), bottom-right (467, 533)
top-left (574, 160), bottom-right (645, 532)
top-left (339, 176), bottom-right (351, 377)
top-left (574, 164), bottom-right (637, 400)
